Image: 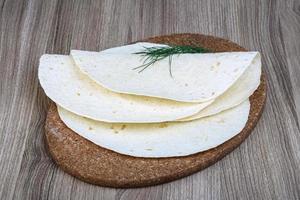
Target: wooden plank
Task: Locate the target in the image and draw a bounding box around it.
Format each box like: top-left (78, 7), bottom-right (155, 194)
top-left (0, 0), bottom-right (299, 199)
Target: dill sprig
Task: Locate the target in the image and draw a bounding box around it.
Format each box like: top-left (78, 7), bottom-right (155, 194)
top-left (133, 45), bottom-right (211, 77)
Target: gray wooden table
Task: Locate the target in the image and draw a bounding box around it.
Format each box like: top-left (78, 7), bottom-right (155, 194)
top-left (1, 0), bottom-right (299, 199)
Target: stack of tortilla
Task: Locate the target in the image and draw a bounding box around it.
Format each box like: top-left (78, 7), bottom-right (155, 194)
top-left (39, 42), bottom-right (261, 158)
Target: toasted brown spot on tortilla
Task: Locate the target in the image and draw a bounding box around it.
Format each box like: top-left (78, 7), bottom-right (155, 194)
top-left (158, 123), bottom-right (168, 128)
top-left (121, 125), bottom-right (126, 130)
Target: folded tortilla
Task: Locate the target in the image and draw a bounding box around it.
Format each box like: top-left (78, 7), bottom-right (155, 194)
top-left (71, 46), bottom-right (259, 103)
top-left (178, 52), bottom-right (261, 121)
top-left (98, 42), bottom-right (261, 121)
top-left (38, 55), bottom-right (212, 123)
top-left (57, 99), bottom-right (250, 158)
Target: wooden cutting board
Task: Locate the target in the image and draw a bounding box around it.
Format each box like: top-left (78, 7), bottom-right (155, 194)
top-left (45, 33), bottom-right (266, 188)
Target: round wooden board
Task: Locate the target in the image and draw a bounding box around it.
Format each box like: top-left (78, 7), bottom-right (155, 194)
top-left (45, 33), bottom-right (267, 188)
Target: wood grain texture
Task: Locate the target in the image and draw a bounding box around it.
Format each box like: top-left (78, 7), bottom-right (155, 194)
top-left (0, 0), bottom-right (299, 199)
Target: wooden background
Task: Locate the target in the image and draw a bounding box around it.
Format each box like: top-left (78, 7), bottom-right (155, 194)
top-left (0, 0), bottom-right (299, 199)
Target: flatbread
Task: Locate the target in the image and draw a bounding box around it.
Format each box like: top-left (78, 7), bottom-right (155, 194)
top-left (98, 42), bottom-right (261, 120)
top-left (178, 53), bottom-right (261, 121)
top-left (71, 47), bottom-right (259, 102)
top-left (57, 99), bottom-right (250, 158)
top-left (38, 55), bottom-right (212, 123)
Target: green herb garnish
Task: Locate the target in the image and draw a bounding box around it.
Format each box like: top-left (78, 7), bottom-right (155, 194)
top-left (133, 45), bottom-right (210, 77)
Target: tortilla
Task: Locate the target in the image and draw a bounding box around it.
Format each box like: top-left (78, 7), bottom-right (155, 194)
top-left (178, 53), bottom-right (261, 121)
top-left (98, 42), bottom-right (261, 120)
top-left (71, 47), bottom-right (259, 103)
top-left (57, 99), bottom-right (250, 158)
top-left (38, 55), bottom-right (213, 123)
